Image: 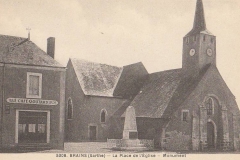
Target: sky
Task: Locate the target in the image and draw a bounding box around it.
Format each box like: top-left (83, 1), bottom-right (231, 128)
top-left (0, 0), bottom-right (240, 107)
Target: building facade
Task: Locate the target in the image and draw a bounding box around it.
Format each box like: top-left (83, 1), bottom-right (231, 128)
top-left (65, 59), bottom-right (147, 142)
top-left (0, 35), bottom-right (65, 150)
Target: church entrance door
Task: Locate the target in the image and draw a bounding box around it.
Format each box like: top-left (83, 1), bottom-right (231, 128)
top-left (207, 122), bottom-right (215, 148)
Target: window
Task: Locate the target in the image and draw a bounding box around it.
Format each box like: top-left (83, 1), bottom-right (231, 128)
top-left (100, 109), bottom-right (107, 123)
top-left (206, 98), bottom-right (214, 115)
top-left (182, 110), bottom-right (189, 122)
top-left (67, 98), bottom-right (73, 120)
top-left (193, 35), bottom-right (197, 41)
top-left (28, 124), bottom-right (36, 133)
top-left (186, 37), bottom-right (189, 44)
top-left (211, 37), bottom-right (214, 43)
top-left (38, 124), bottom-right (46, 133)
top-left (26, 72), bottom-right (42, 98)
top-left (18, 124), bottom-right (26, 134)
top-left (203, 35), bottom-right (206, 41)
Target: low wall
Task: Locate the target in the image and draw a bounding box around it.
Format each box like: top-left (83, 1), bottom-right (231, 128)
top-left (107, 139), bottom-right (154, 149)
top-left (162, 130), bottom-right (191, 151)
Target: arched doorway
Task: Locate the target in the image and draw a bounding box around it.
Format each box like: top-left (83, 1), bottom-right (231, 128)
top-left (203, 95), bottom-right (222, 149)
top-left (207, 122), bottom-right (215, 148)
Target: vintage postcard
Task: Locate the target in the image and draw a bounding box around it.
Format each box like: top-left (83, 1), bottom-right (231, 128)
top-left (0, 0), bottom-right (240, 159)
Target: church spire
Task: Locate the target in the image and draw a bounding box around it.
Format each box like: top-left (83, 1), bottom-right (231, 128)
top-left (182, 0), bottom-right (216, 78)
top-left (193, 0), bottom-right (206, 31)
top-left (186, 0), bottom-right (210, 36)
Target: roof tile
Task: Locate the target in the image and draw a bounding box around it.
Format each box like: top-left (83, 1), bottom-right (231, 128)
top-left (71, 58), bottom-right (123, 97)
top-left (0, 34), bottom-right (63, 67)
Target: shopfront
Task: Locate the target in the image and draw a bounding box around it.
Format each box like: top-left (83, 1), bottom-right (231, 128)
top-left (16, 110), bottom-right (50, 144)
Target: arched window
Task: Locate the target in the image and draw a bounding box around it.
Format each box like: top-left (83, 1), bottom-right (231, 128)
top-left (203, 35), bottom-right (206, 41)
top-left (186, 37), bottom-right (190, 44)
top-left (206, 98), bottom-right (214, 115)
top-left (67, 98), bottom-right (73, 120)
top-left (100, 109), bottom-right (107, 123)
top-left (193, 35), bottom-right (197, 41)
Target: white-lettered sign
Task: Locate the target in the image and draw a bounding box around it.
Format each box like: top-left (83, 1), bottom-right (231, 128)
top-left (7, 98), bottom-right (58, 106)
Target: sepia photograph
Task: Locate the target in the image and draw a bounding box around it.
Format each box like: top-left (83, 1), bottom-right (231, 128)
top-left (0, 0), bottom-right (240, 159)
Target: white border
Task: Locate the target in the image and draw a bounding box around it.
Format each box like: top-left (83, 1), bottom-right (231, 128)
top-left (26, 72), bottom-right (42, 99)
top-left (15, 109), bottom-right (50, 144)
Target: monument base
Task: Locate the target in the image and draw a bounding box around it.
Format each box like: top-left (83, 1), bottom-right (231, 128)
top-left (107, 139), bottom-right (154, 151)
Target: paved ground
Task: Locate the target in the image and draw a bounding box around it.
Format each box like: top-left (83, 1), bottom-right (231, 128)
top-left (38, 142), bottom-right (165, 153)
top-left (1, 142), bottom-right (239, 154)
top-left (38, 142), bottom-right (113, 153)
top-left (37, 142), bottom-right (240, 154)
top-left (0, 142), bottom-right (166, 153)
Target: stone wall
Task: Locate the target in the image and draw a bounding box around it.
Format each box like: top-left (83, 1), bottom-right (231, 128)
top-left (233, 115), bottom-right (240, 151)
top-left (107, 139), bottom-right (154, 149)
top-left (65, 61), bottom-right (128, 142)
top-left (162, 64), bottom-right (240, 152)
top-left (163, 130), bottom-right (191, 151)
top-left (192, 112), bottom-right (200, 151)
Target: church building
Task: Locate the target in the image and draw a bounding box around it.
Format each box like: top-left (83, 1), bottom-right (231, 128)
top-left (0, 35), bottom-right (66, 150)
top-left (65, 0), bottom-right (240, 151)
top-left (118, 0), bottom-right (240, 151)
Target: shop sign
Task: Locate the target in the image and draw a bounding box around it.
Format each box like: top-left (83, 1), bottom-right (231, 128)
top-left (6, 98), bottom-right (58, 106)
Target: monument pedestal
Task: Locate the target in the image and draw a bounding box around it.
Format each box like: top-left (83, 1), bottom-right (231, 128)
top-left (107, 106), bottom-right (154, 151)
top-left (116, 139), bottom-right (148, 151)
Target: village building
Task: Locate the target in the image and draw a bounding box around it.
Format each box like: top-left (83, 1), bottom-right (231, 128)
top-left (66, 0), bottom-right (240, 151)
top-left (0, 35), bottom-right (66, 150)
top-left (118, 0), bottom-right (240, 151)
top-left (65, 58), bottom-right (147, 142)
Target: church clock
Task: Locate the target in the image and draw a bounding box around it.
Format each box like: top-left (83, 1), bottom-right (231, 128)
top-left (207, 48), bottom-right (213, 56)
top-left (189, 49), bottom-right (196, 56)
top-left (182, 0), bottom-right (216, 77)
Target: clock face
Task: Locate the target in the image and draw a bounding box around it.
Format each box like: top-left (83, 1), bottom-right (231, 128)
top-left (189, 49), bottom-right (195, 56)
top-left (207, 48), bottom-right (213, 56)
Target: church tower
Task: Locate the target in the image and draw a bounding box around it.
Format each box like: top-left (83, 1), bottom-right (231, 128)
top-left (182, 0), bottom-right (216, 78)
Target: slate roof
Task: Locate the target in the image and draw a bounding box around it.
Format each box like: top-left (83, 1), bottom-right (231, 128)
top-left (126, 65), bottom-right (211, 118)
top-left (128, 69), bottom-right (182, 118)
top-left (70, 58), bottom-right (123, 97)
top-left (113, 62), bottom-right (148, 98)
top-left (0, 34), bottom-right (63, 67)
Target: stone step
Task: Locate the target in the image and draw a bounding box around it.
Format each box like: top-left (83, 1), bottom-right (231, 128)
top-left (17, 143), bottom-right (51, 152)
top-left (114, 146), bottom-right (151, 151)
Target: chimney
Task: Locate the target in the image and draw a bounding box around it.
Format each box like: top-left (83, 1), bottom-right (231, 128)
top-left (47, 37), bottom-right (55, 59)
